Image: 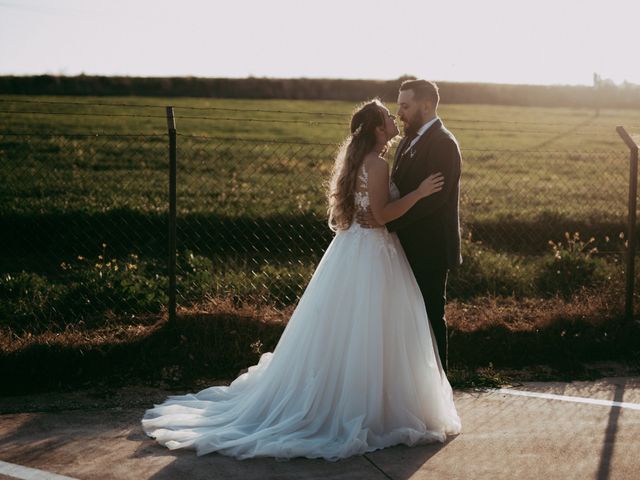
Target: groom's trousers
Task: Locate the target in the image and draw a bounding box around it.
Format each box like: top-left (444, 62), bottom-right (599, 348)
top-left (413, 266), bottom-right (449, 373)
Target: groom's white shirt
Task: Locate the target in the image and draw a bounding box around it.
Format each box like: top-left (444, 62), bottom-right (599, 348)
top-left (408, 116), bottom-right (439, 149)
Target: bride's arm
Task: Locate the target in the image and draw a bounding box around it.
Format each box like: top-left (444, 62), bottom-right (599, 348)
top-left (366, 156), bottom-right (443, 225)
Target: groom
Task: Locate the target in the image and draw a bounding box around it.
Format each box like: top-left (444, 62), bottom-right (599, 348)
top-left (358, 79), bottom-right (462, 373)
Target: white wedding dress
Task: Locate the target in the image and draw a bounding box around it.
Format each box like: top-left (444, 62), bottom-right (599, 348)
top-left (141, 163), bottom-right (461, 461)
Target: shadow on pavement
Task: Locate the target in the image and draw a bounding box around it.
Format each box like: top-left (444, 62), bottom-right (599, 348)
top-left (128, 425), bottom-right (454, 480)
top-left (596, 380), bottom-right (625, 480)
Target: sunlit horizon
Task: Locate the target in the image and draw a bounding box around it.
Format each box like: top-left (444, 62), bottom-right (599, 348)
top-left (1, 0), bottom-right (638, 87)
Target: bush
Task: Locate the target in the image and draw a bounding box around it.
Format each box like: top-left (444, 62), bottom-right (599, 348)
top-left (0, 246), bottom-right (167, 332)
top-left (0, 271), bottom-right (65, 329)
top-left (537, 232), bottom-right (610, 297)
top-left (176, 250), bottom-right (315, 308)
top-left (177, 250), bottom-right (217, 303)
top-left (62, 251), bottom-right (167, 317)
top-left (449, 237), bottom-right (536, 299)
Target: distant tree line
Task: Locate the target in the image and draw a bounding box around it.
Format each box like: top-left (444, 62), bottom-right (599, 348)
top-left (1, 74), bottom-right (640, 109)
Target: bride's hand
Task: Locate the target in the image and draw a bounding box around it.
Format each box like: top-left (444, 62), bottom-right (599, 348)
top-left (417, 173), bottom-right (444, 198)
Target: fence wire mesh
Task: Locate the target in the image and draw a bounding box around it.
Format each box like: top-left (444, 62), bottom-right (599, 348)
top-left (173, 138), bottom-right (630, 309)
top-left (0, 128), bottom-right (633, 329)
top-left (0, 133), bottom-right (169, 331)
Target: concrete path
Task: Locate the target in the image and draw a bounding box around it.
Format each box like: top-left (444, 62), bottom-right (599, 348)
top-left (1, 377), bottom-right (639, 479)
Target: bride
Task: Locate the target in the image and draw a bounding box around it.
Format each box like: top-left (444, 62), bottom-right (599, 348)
top-left (141, 99), bottom-right (462, 462)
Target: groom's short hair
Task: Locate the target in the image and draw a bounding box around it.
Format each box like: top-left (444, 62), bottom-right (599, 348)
top-left (399, 79), bottom-right (439, 108)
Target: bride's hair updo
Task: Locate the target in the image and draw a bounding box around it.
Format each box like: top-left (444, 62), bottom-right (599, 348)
top-left (327, 99), bottom-right (388, 232)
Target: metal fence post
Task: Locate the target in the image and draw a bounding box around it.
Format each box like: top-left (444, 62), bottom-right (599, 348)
top-left (167, 107), bottom-right (177, 326)
top-left (617, 126), bottom-right (639, 321)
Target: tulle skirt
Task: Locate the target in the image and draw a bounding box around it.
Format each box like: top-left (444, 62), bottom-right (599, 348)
top-left (141, 223), bottom-right (461, 461)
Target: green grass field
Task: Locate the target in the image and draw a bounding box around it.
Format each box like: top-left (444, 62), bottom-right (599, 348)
top-left (2, 94), bottom-right (638, 146)
top-left (1, 95), bottom-right (639, 328)
top-left (1, 95), bottom-right (637, 218)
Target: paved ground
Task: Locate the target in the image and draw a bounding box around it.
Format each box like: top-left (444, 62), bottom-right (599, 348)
top-left (1, 377), bottom-right (639, 480)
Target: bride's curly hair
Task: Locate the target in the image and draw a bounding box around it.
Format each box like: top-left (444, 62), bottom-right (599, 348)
top-left (327, 99), bottom-right (390, 232)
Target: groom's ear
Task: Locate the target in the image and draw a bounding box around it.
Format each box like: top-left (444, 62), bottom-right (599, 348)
top-left (421, 99), bottom-right (433, 113)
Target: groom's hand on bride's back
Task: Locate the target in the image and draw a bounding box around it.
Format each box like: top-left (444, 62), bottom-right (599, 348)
top-left (356, 207), bottom-right (383, 229)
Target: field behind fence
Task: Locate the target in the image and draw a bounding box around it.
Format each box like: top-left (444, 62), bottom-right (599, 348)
top-left (1, 96), bottom-right (640, 334)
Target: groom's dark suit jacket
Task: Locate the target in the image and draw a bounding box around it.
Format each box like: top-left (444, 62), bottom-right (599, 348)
top-left (386, 119), bottom-right (462, 272)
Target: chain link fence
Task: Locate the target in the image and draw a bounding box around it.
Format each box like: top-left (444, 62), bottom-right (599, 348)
top-left (174, 135), bottom-right (335, 309)
top-left (0, 132), bottom-right (169, 331)
top-left (0, 126), bottom-right (635, 331)
top-left (174, 139), bottom-right (631, 306)
top-left (461, 148), bottom-right (629, 251)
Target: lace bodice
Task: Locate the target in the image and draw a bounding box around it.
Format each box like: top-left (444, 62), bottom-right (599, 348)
top-left (354, 166), bottom-right (370, 213)
top-left (354, 163), bottom-right (400, 214)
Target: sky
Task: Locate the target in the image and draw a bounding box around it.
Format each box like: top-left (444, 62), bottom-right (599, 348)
top-left (1, 0), bottom-right (639, 86)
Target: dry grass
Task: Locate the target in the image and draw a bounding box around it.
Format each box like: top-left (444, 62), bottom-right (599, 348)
top-left (0, 291), bottom-right (626, 357)
top-left (2, 291), bottom-right (638, 397)
top-left (447, 291), bottom-right (621, 333)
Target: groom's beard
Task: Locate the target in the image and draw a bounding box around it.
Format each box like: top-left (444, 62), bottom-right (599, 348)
top-left (402, 111), bottom-right (424, 139)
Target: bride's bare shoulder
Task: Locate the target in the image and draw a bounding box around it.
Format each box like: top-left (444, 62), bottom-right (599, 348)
top-left (363, 153), bottom-right (388, 173)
